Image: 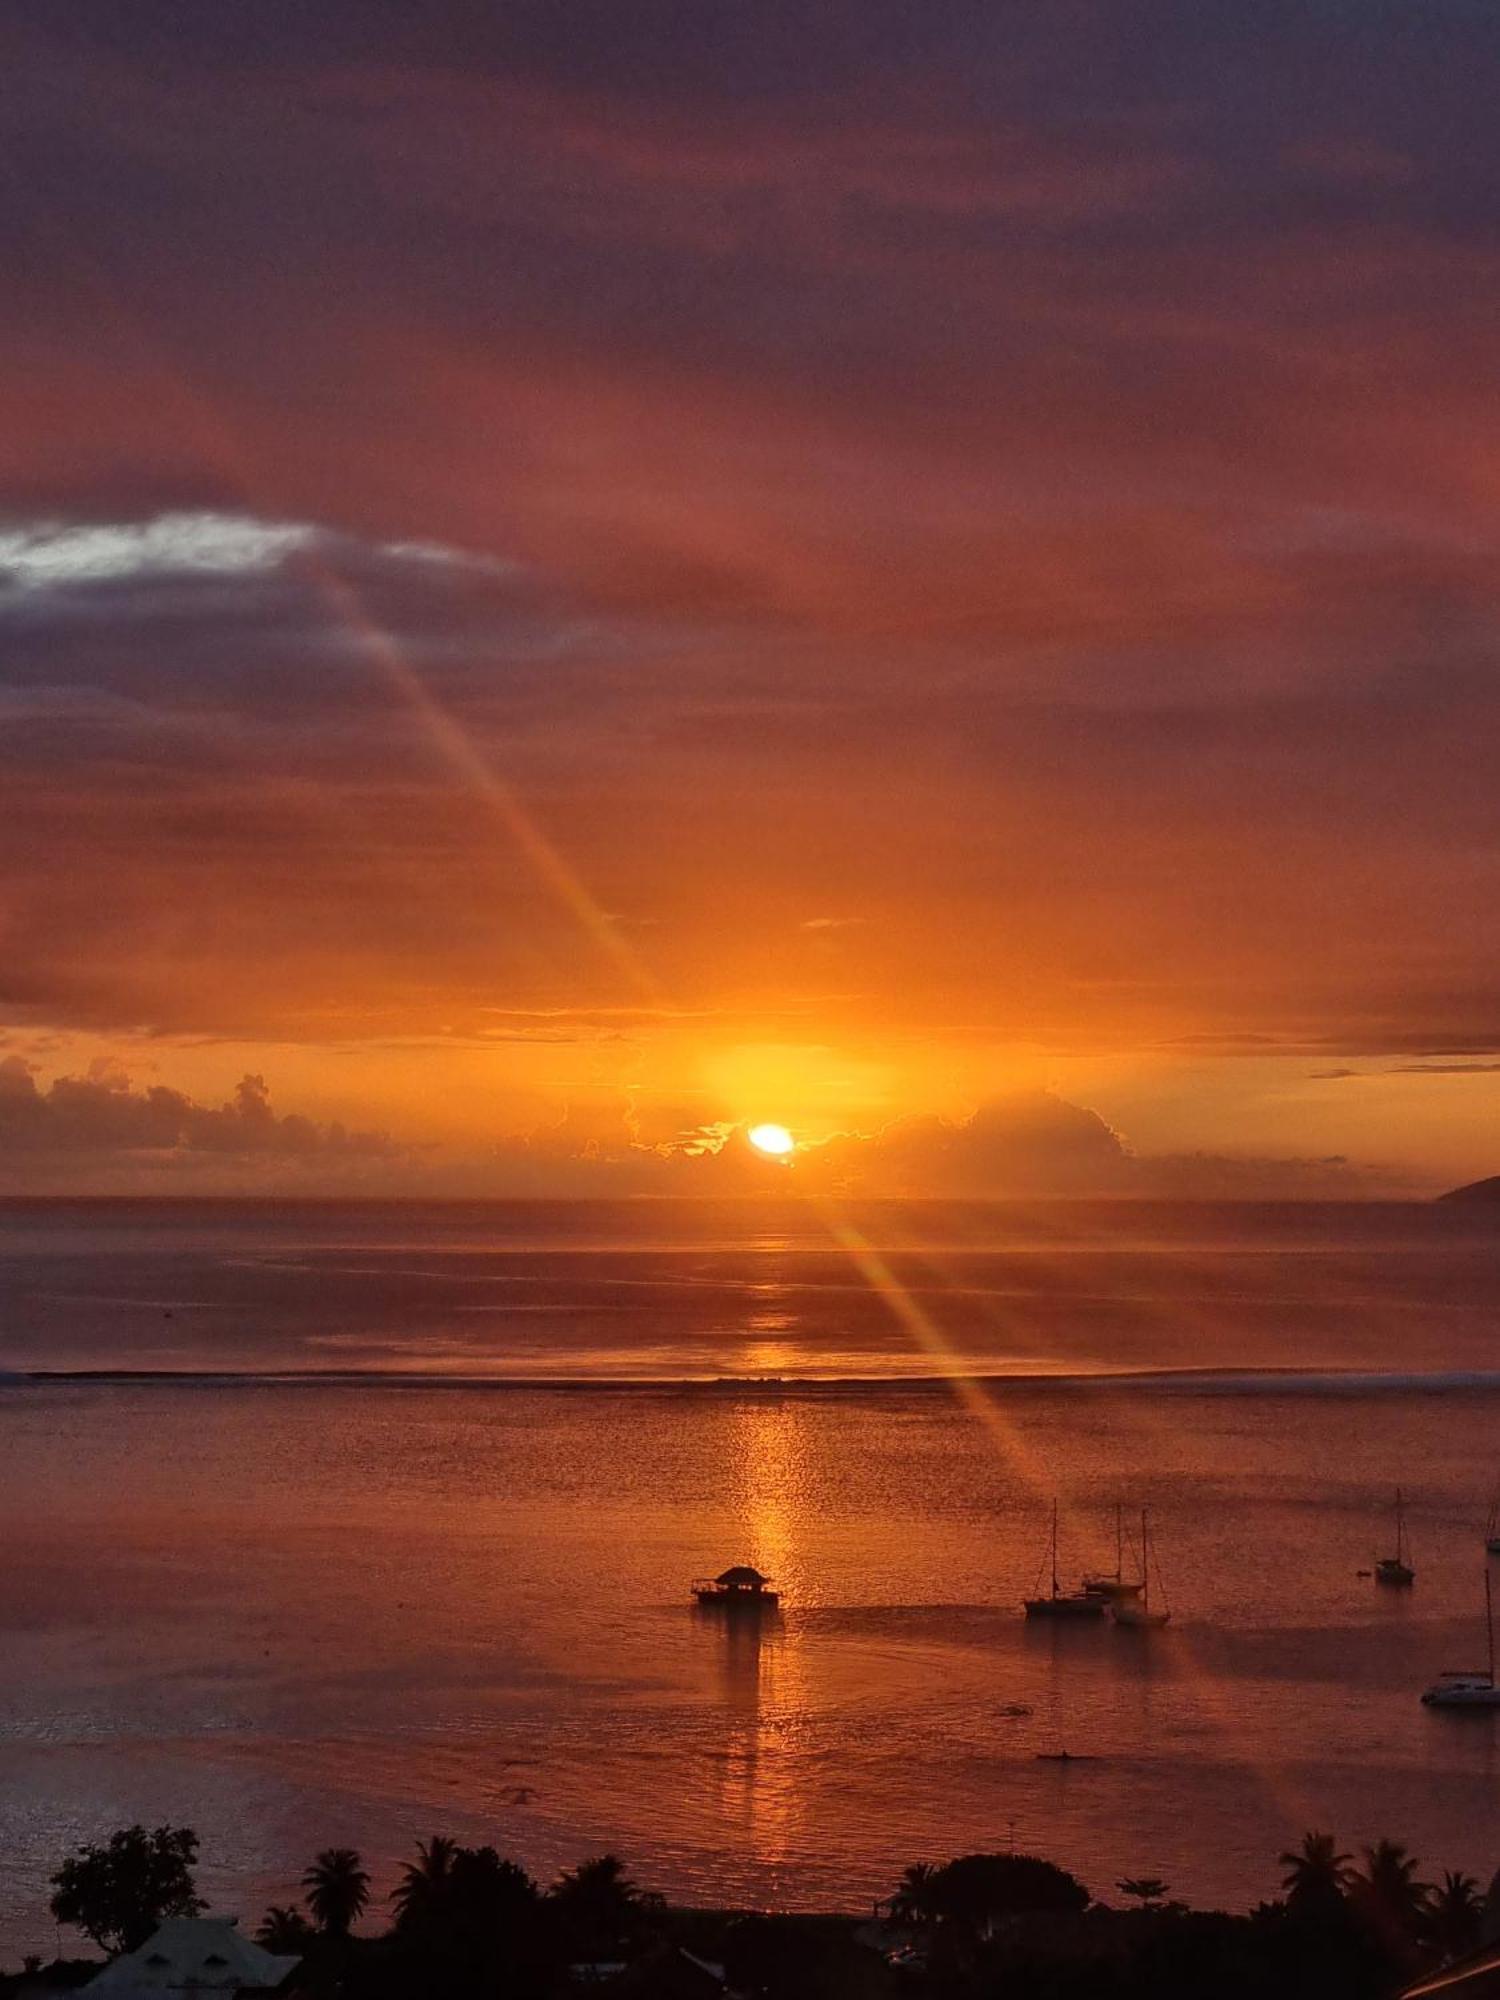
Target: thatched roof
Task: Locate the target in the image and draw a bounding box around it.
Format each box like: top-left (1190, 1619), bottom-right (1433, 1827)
top-left (716, 1565), bottom-right (769, 1585)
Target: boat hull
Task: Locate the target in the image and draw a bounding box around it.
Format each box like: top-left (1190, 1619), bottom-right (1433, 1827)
top-left (1422, 1682), bottom-right (1500, 1708)
top-left (1024, 1595), bottom-right (1106, 1620)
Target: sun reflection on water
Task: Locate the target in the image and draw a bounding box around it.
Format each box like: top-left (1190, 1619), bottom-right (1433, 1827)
top-left (701, 1397), bottom-right (817, 1867)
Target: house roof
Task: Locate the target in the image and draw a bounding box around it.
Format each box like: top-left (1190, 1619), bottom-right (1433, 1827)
top-left (716, 1566), bottom-right (769, 1585)
top-left (1402, 1941), bottom-right (1500, 1998)
top-left (85, 1918), bottom-right (299, 1995)
top-left (606, 1945), bottom-right (727, 1997)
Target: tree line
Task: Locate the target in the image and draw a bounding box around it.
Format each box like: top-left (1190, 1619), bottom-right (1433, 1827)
top-left (44, 1830), bottom-right (647, 1995)
top-left (23, 1819), bottom-right (1494, 1998)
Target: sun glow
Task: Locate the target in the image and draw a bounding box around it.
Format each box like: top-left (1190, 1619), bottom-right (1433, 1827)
top-left (747, 1122), bottom-right (796, 1157)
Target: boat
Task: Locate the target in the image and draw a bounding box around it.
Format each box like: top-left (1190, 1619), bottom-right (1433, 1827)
top-left (1486, 1499), bottom-right (1500, 1557)
top-left (1082, 1502), bottom-right (1145, 1601)
top-left (692, 1564), bottom-right (780, 1609)
top-left (1422, 1570), bottom-right (1500, 1708)
top-left (1024, 1503), bottom-right (1106, 1619)
top-left (1112, 1509), bottom-right (1171, 1629)
top-left (1375, 1486), bottom-right (1415, 1587)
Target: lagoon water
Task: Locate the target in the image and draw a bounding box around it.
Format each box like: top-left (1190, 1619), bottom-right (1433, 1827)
top-left (2, 1197), bottom-right (1500, 1950)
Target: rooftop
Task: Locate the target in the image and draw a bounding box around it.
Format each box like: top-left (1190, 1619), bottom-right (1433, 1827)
top-left (85, 1918), bottom-right (299, 1996)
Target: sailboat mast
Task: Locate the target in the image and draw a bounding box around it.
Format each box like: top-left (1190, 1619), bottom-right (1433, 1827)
top-left (1488, 1567), bottom-right (1495, 1687)
top-left (1141, 1507), bottom-right (1150, 1608)
top-left (1115, 1501), bottom-right (1124, 1583)
top-left (1051, 1501), bottom-right (1060, 1598)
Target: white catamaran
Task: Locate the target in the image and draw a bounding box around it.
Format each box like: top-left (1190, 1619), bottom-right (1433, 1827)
top-left (1422, 1569), bottom-right (1500, 1709)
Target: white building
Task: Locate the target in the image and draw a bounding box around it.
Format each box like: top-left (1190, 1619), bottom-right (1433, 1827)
top-left (85, 1917), bottom-right (300, 1997)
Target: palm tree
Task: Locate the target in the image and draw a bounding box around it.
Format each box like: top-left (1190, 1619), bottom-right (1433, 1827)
top-left (302, 1848), bottom-right (370, 1936)
top-left (388, 1844), bottom-right (543, 1985)
top-left (1117, 1877), bottom-right (1170, 1908)
top-left (391, 1836), bottom-right (457, 1928)
top-left (1279, 1832), bottom-right (1353, 1911)
top-left (1428, 1871), bottom-right (1484, 1962)
top-left (255, 1906), bottom-right (316, 1954)
top-left (1352, 1838), bottom-right (1432, 1947)
top-left (448, 1846), bottom-right (538, 1919)
top-left (928, 1854), bottom-right (1089, 1938)
top-left (550, 1854), bottom-right (643, 1955)
top-left (889, 1863), bottom-right (942, 1930)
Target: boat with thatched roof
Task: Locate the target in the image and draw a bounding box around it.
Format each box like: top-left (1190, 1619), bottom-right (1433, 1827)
top-left (693, 1564), bottom-right (779, 1608)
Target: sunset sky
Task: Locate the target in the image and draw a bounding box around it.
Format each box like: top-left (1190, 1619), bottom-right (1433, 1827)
top-left (3, 3), bottom-right (1499, 1193)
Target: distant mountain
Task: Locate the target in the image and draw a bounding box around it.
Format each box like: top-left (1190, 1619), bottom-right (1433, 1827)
top-left (1438, 1176), bottom-right (1500, 1203)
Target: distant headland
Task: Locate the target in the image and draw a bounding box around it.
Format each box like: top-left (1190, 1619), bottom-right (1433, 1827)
top-left (1439, 1177), bottom-right (1500, 1203)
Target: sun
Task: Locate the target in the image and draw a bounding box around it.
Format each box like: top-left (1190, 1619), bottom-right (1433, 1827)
top-left (747, 1122), bottom-right (796, 1158)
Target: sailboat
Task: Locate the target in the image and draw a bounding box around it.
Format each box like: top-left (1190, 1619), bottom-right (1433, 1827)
top-left (1082, 1502), bottom-right (1144, 1602)
top-left (1375, 1486), bottom-right (1415, 1587)
top-left (1422, 1570), bottom-right (1500, 1708)
top-left (1024, 1502), bottom-right (1106, 1619)
top-left (1112, 1509), bottom-right (1170, 1628)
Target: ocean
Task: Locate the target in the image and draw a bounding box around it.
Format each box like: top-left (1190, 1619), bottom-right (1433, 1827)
top-left (1, 1197), bottom-right (1498, 1952)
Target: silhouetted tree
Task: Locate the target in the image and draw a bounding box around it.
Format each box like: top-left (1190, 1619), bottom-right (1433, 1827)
top-left (1427, 1870), bottom-right (1484, 1963)
top-left (930, 1852), bottom-right (1090, 1936)
top-left (1279, 1831), bottom-right (1353, 1914)
top-left (49, 1824), bottom-right (203, 1955)
top-left (1118, 1876), bottom-right (1170, 1907)
top-left (1350, 1837), bottom-right (1431, 1957)
top-left (449, 1846), bottom-right (538, 1919)
top-left (888, 1862), bottom-right (943, 1930)
top-left (1253, 1892), bottom-right (1392, 2000)
top-left (550, 1853), bottom-right (645, 1958)
top-left (388, 1840), bottom-right (548, 1997)
top-left (255, 1905), bottom-right (317, 1954)
top-left (390, 1835), bottom-right (458, 1927)
top-left (302, 1848), bottom-right (370, 1935)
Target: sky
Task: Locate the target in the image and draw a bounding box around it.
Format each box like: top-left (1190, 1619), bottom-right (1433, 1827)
top-left (2, 1), bottom-right (1499, 1194)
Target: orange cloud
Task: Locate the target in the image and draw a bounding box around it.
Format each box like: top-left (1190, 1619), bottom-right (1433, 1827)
top-left (2, 7), bottom-right (1499, 1183)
